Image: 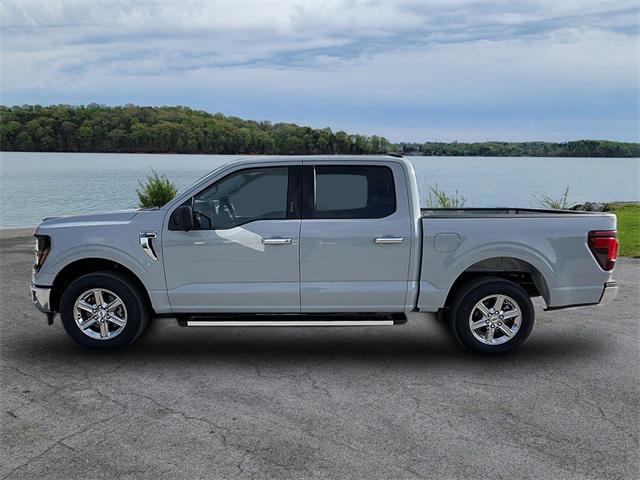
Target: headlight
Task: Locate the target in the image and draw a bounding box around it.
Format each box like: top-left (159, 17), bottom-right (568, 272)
top-left (33, 235), bottom-right (50, 273)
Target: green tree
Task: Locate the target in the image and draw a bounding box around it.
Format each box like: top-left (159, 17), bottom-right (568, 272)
top-left (1, 104), bottom-right (637, 157)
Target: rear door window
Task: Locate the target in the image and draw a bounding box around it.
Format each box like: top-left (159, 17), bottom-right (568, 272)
top-left (312, 166), bottom-right (396, 219)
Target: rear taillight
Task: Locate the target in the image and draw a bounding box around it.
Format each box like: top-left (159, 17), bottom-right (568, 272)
top-left (588, 230), bottom-right (618, 271)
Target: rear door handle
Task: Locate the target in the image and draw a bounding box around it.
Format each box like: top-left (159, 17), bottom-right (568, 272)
top-left (374, 237), bottom-right (404, 244)
top-left (262, 237), bottom-right (292, 245)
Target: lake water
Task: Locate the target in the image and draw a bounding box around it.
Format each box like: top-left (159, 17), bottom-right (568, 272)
top-left (0, 152), bottom-right (638, 228)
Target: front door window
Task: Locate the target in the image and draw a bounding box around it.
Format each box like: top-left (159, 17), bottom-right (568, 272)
top-left (192, 167), bottom-right (290, 229)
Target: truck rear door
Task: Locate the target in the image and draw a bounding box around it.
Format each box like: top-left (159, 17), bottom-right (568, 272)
top-left (300, 161), bottom-right (412, 312)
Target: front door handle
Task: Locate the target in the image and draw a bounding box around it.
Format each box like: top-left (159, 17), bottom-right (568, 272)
top-left (374, 237), bottom-right (404, 245)
top-left (262, 237), bottom-right (292, 245)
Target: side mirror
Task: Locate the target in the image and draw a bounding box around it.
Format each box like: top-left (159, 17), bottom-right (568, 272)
top-left (169, 205), bottom-right (194, 231)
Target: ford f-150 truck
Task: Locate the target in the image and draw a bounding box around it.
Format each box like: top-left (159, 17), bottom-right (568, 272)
top-left (31, 155), bottom-right (619, 353)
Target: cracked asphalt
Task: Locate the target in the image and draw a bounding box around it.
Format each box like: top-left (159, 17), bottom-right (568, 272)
top-left (1, 228), bottom-right (639, 479)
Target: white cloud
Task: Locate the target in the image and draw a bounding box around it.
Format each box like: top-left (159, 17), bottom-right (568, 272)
top-left (1, 0), bottom-right (638, 141)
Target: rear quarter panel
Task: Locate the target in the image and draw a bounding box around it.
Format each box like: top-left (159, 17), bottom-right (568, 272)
top-left (418, 213), bottom-right (616, 311)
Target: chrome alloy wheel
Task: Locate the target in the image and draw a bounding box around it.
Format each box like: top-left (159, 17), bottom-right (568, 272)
top-left (73, 288), bottom-right (128, 340)
top-left (468, 294), bottom-right (521, 346)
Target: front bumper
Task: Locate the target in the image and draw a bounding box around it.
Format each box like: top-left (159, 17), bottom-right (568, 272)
top-left (31, 283), bottom-right (52, 313)
top-left (599, 281), bottom-right (618, 306)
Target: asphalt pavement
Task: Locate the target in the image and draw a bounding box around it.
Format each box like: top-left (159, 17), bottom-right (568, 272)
top-left (1, 229), bottom-right (638, 479)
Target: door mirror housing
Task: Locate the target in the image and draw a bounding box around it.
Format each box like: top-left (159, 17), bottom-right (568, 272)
top-left (169, 205), bottom-right (195, 231)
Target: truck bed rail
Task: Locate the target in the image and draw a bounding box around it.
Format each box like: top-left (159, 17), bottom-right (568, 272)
top-left (420, 208), bottom-right (608, 218)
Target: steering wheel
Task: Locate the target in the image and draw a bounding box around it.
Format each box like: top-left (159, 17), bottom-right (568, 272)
top-left (221, 196), bottom-right (237, 217)
top-left (217, 196), bottom-right (236, 226)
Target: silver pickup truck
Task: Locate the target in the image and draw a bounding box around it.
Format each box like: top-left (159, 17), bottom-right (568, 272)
top-left (31, 155), bottom-right (619, 353)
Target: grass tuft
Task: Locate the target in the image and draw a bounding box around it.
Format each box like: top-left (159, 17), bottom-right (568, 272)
top-left (608, 203), bottom-right (640, 258)
top-left (535, 185), bottom-right (571, 210)
top-left (426, 185), bottom-right (467, 209)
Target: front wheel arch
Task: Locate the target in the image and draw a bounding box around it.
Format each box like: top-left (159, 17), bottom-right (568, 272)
top-left (50, 258), bottom-right (152, 314)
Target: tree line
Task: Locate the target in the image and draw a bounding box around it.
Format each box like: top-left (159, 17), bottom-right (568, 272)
top-left (0, 104), bottom-right (392, 155)
top-left (1, 104), bottom-right (638, 157)
top-left (397, 140), bottom-right (639, 158)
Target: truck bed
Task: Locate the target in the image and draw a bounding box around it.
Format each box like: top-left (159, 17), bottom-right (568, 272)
top-left (416, 208), bottom-right (617, 312)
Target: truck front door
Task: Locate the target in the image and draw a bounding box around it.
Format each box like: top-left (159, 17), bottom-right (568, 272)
top-left (163, 164), bottom-right (302, 313)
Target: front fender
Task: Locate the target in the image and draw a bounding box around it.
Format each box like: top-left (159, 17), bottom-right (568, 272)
top-left (39, 244), bottom-right (156, 289)
top-left (34, 242), bottom-right (171, 314)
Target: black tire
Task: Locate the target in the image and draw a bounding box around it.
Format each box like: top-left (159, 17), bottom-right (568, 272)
top-left (449, 276), bottom-right (535, 354)
top-left (59, 271), bottom-right (149, 349)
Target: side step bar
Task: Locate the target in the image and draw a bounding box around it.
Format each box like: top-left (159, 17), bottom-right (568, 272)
top-left (186, 319), bottom-right (395, 327)
top-left (177, 313), bottom-right (406, 327)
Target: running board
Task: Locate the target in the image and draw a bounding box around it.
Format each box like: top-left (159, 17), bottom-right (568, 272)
top-left (177, 313), bottom-right (406, 327)
top-left (186, 319), bottom-right (395, 327)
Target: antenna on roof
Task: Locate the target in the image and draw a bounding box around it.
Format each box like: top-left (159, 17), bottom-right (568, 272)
top-left (386, 152), bottom-right (403, 158)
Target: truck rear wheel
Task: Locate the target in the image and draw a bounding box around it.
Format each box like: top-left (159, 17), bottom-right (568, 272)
top-left (449, 276), bottom-right (534, 354)
top-left (59, 271), bottom-right (149, 348)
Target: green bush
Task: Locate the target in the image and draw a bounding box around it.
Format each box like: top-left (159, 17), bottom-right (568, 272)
top-left (137, 170), bottom-right (177, 208)
top-left (426, 185), bottom-right (467, 208)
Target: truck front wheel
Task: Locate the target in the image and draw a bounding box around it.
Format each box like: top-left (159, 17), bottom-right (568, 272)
top-left (59, 271), bottom-right (149, 348)
top-left (449, 277), bottom-right (534, 354)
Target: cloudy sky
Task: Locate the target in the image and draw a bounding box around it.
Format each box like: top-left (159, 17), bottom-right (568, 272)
top-left (1, 0), bottom-right (638, 142)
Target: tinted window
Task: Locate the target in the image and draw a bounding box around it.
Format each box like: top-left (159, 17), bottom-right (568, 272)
top-left (193, 167), bottom-right (289, 229)
top-left (313, 166), bottom-right (395, 219)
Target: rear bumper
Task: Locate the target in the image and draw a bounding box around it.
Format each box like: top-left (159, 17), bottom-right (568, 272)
top-left (31, 283), bottom-right (52, 313)
top-left (545, 281), bottom-right (617, 311)
top-left (599, 281), bottom-right (618, 306)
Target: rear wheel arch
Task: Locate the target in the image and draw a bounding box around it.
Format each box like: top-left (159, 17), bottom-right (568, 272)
top-left (443, 256), bottom-right (551, 310)
top-left (50, 258), bottom-right (153, 314)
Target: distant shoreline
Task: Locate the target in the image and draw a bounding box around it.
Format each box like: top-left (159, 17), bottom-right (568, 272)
top-left (2, 151), bottom-right (639, 159)
top-left (2, 104), bottom-right (639, 158)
